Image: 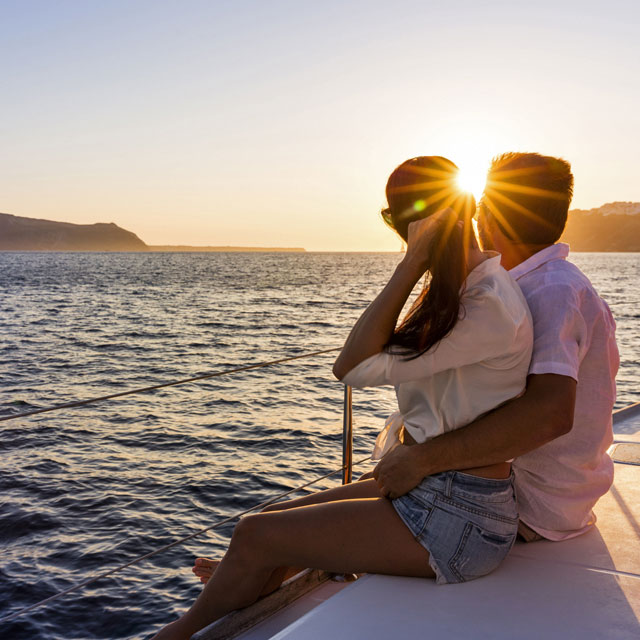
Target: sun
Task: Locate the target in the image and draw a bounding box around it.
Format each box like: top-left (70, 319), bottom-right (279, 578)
top-left (456, 160), bottom-right (489, 201)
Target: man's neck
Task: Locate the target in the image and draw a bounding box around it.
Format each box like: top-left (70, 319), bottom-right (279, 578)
top-left (495, 240), bottom-right (552, 271)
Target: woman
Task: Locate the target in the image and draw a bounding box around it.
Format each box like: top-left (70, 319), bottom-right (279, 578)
top-left (153, 156), bottom-right (532, 639)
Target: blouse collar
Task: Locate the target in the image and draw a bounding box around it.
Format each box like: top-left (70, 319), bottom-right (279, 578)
top-left (465, 251), bottom-right (502, 287)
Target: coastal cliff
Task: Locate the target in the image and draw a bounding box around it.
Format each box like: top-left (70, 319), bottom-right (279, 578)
top-left (561, 202), bottom-right (640, 251)
top-left (0, 213), bottom-right (304, 252)
top-left (0, 213), bottom-right (147, 251)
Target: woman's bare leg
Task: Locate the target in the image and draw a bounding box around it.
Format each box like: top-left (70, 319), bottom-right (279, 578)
top-left (153, 495), bottom-right (434, 639)
top-left (192, 479), bottom-right (383, 588)
top-left (192, 558), bottom-right (301, 589)
top-left (261, 477), bottom-right (382, 511)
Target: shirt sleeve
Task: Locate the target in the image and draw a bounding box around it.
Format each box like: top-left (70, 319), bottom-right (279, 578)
top-left (525, 283), bottom-right (587, 381)
top-left (342, 287), bottom-right (523, 388)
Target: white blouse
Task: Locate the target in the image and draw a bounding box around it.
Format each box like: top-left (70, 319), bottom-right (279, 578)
top-left (342, 254), bottom-right (533, 459)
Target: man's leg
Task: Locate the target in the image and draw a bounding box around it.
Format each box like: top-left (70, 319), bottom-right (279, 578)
top-left (517, 520), bottom-right (545, 543)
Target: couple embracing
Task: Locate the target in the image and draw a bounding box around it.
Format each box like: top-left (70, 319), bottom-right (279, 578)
top-left (154, 152), bottom-right (618, 639)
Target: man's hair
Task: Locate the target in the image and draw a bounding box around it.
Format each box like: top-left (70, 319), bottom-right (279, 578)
top-left (483, 152), bottom-right (574, 245)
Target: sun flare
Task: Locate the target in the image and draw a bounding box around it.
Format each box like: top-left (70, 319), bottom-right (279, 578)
top-left (456, 161), bottom-right (489, 201)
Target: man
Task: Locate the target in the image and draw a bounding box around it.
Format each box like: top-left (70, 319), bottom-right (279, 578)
top-left (373, 152), bottom-right (619, 542)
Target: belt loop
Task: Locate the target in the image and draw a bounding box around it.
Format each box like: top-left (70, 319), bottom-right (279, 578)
top-left (445, 471), bottom-right (454, 497)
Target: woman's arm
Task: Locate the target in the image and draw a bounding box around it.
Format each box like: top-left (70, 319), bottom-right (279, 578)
top-left (332, 258), bottom-right (422, 380)
top-left (333, 215), bottom-right (446, 380)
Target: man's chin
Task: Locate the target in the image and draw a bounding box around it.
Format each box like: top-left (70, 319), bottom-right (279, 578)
top-left (478, 229), bottom-right (495, 251)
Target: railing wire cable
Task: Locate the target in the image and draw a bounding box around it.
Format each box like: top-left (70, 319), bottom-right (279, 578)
top-left (0, 454), bottom-right (372, 625)
top-left (1, 348), bottom-right (340, 423)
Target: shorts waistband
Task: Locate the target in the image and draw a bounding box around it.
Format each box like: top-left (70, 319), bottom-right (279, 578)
top-left (430, 470), bottom-right (514, 497)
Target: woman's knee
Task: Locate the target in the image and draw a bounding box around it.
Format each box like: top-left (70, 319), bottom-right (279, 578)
top-left (228, 514), bottom-right (282, 570)
top-left (230, 514), bottom-right (267, 553)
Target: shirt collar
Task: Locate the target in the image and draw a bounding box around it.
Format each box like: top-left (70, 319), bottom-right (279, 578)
top-left (508, 243), bottom-right (570, 281)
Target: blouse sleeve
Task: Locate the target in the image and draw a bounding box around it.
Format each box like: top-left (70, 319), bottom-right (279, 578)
top-left (341, 287), bottom-right (528, 388)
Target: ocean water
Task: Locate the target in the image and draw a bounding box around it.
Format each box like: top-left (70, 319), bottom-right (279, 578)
top-left (1, 251), bottom-right (638, 639)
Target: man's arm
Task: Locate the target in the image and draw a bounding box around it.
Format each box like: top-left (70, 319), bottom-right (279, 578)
top-left (373, 373), bottom-right (576, 498)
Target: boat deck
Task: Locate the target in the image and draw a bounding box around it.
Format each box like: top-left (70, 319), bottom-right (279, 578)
top-left (195, 404), bottom-right (640, 639)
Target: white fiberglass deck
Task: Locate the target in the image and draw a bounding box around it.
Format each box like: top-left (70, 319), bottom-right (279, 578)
top-left (203, 404), bottom-right (640, 640)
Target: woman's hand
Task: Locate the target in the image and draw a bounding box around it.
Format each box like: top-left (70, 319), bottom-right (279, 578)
top-left (402, 208), bottom-right (456, 275)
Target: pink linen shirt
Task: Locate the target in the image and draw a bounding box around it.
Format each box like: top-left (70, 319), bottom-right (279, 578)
top-left (510, 243), bottom-right (619, 540)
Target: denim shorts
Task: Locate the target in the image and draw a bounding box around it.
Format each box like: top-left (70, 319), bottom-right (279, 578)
top-left (392, 471), bottom-right (518, 585)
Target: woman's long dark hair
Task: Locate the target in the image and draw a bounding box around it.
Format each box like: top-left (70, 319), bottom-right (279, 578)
top-left (382, 156), bottom-right (476, 359)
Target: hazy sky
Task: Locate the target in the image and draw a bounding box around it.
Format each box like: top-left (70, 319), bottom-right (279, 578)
top-left (1, 0), bottom-right (639, 250)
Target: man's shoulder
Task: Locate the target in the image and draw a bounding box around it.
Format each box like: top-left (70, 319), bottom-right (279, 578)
top-left (520, 258), bottom-right (613, 330)
top-left (519, 258), bottom-right (594, 298)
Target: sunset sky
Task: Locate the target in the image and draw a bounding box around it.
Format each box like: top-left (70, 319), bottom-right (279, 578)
top-left (1, 0), bottom-right (639, 250)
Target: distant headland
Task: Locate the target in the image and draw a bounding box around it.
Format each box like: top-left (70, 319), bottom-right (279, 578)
top-left (560, 202), bottom-right (640, 251)
top-left (0, 213), bottom-right (305, 252)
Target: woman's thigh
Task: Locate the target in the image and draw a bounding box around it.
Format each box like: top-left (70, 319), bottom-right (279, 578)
top-left (238, 497), bottom-right (435, 579)
top-left (263, 478), bottom-right (382, 512)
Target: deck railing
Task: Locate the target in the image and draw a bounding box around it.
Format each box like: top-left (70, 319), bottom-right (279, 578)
top-left (342, 384), bottom-right (353, 484)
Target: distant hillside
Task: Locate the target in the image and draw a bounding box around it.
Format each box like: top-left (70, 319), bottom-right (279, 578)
top-left (0, 213), bottom-right (147, 251)
top-left (560, 202), bottom-right (640, 251)
top-left (0, 212), bottom-right (305, 252)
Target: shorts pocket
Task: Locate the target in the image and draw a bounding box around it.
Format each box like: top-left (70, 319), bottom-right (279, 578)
top-left (448, 522), bottom-right (516, 583)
